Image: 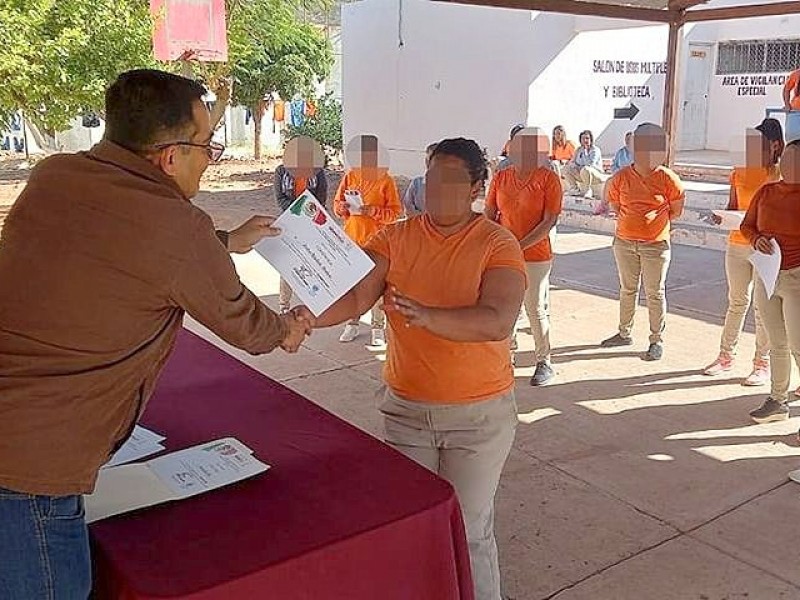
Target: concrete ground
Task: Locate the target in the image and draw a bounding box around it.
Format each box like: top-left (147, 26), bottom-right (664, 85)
top-left (187, 226), bottom-right (800, 600)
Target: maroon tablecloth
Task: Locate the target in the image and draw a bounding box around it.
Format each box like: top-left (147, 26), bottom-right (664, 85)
top-left (90, 329), bottom-right (474, 600)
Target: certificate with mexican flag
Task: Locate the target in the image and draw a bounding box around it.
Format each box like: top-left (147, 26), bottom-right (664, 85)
top-left (255, 191), bottom-right (375, 316)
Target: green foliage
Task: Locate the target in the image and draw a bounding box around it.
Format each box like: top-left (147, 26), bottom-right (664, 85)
top-left (287, 92), bottom-right (342, 161)
top-left (0, 0), bottom-right (156, 133)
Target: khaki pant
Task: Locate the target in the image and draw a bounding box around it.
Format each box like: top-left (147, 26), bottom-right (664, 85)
top-left (720, 243), bottom-right (770, 360)
top-left (612, 238), bottom-right (671, 344)
top-left (278, 277), bottom-right (293, 311)
top-left (380, 388), bottom-right (517, 600)
top-left (519, 260), bottom-right (553, 362)
top-left (563, 165), bottom-right (607, 197)
top-left (754, 267), bottom-right (800, 403)
top-left (348, 303), bottom-right (385, 329)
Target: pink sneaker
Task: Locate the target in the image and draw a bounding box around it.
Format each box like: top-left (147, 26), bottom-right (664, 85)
top-left (743, 360), bottom-right (770, 387)
top-left (703, 353), bottom-right (733, 376)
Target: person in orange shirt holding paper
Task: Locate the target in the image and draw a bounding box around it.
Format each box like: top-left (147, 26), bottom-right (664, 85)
top-left (549, 125), bottom-right (576, 178)
top-left (600, 123), bottom-right (685, 361)
top-left (333, 134), bottom-right (401, 347)
top-left (298, 138), bottom-right (526, 600)
top-left (740, 139), bottom-right (800, 425)
top-left (703, 119), bottom-right (783, 384)
top-left (485, 127), bottom-right (562, 386)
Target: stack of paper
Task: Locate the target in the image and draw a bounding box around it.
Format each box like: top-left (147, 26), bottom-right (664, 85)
top-left (103, 425), bottom-right (165, 469)
top-left (749, 239), bottom-right (782, 299)
top-left (86, 438), bottom-right (269, 523)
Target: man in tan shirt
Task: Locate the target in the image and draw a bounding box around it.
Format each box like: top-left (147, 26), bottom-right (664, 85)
top-left (0, 69), bottom-right (310, 598)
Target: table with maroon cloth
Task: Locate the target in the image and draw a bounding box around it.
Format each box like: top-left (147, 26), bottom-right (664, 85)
top-left (90, 329), bottom-right (474, 600)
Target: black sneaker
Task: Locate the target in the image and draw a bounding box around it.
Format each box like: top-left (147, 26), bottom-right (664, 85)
top-left (600, 333), bottom-right (633, 348)
top-left (530, 361), bottom-right (555, 386)
top-left (643, 342), bottom-right (663, 361)
top-left (749, 397), bottom-right (789, 424)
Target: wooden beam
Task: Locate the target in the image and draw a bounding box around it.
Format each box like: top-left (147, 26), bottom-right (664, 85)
top-left (684, 0), bottom-right (800, 21)
top-left (668, 0), bottom-right (707, 11)
top-left (432, 0), bottom-right (673, 22)
top-left (662, 16), bottom-right (684, 167)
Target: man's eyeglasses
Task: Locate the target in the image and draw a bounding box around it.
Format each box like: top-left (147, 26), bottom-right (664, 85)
top-left (153, 140), bottom-right (225, 162)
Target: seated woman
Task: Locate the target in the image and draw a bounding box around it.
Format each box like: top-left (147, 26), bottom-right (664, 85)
top-left (562, 129), bottom-right (606, 199)
top-left (549, 125), bottom-right (576, 178)
top-left (303, 138), bottom-right (526, 600)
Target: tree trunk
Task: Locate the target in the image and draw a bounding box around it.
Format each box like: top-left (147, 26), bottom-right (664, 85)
top-left (252, 100), bottom-right (267, 160)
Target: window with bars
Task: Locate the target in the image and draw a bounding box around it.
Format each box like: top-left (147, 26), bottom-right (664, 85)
top-left (717, 39), bottom-right (800, 75)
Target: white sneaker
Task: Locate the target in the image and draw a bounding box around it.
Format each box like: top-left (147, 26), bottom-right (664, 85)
top-left (339, 323), bottom-right (359, 343)
top-left (368, 328), bottom-right (386, 349)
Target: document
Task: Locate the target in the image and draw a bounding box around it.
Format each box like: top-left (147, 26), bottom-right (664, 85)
top-left (711, 210), bottom-right (746, 231)
top-left (255, 191), bottom-right (375, 316)
top-left (103, 425), bottom-right (165, 469)
top-left (85, 438), bottom-right (269, 523)
top-left (749, 239), bottom-right (782, 299)
top-left (343, 189), bottom-right (364, 215)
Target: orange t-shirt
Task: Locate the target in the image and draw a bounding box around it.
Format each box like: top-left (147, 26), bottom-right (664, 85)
top-left (485, 166), bottom-right (562, 262)
top-left (293, 177), bottom-right (308, 198)
top-left (785, 70), bottom-right (800, 110)
top-left (740, 181), bottom-right (800, 271)
top-left (273, 100), bottom-right (286, 122)
top-left (728, 166), bottom-right (780, 246)
top-left (333, 169), bottom-right (401, 247)
top-left (607, 165), bottom-right (685, 242)
top-left (551, 141), bottom-right (576, 162)
top-left (365, 215), bottom-right (527, 404)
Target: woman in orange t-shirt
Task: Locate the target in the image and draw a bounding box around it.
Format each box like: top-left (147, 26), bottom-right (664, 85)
top-left (740, 139), bottom-right (800, 426)
top-left (486, 127), bottom-right (562, 386)
top-left (333, 135), bottom-right (401, 347)
top-left (703, 119), bottom-right (783, 385)
top-left (305, 138), bottom-right (526, 600)
top-left (549, 125), bottom-right (576, 177)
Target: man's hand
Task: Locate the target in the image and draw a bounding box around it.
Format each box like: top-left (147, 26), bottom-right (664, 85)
top-left (754, 236), bottom-right (775, 255)
top-left (385, 287), bottom-right (433, 330)
top-left (228, 216), bottom-right (280, 254)
top-left (279, 312), bottom-right (312, 353)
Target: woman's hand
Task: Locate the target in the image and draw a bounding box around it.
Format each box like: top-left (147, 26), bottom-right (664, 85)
top-left (385, 287), bottom-right (433, 329)
top-left (754, 236), bottom-right (774, 254)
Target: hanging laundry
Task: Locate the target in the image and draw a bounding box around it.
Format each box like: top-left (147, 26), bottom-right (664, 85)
top-left (290, 97), bottom-right (306, 127)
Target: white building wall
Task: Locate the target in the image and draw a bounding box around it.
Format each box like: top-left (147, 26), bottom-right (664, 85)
top-left (343, 0), bottom-right (800, 176)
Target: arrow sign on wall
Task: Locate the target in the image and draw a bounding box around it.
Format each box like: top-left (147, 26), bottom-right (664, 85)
top-left (614, 103), bottom-right (640, 120)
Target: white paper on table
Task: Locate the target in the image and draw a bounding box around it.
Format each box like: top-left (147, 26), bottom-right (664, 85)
top-left (85, 438), bottom-right (269, 523)
top-left (103, 425), bottom-right (166, 469)
top-left (711, 210), bottom-right (746, 231)
top-left (255, 191), bottom-right (376, 317)
top-left (343, 189), bottom-right (364, 215)
top-left (749, 239), bottom-right (782, 299)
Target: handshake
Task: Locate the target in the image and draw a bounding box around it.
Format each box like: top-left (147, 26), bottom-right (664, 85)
top-left (278, 306), bottom-right (317, 353)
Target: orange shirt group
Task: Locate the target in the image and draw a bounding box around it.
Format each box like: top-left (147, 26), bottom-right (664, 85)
top-left (606, 165), bottom-right (685, 242)
top-left (333, 168), bottom-right (401, 247)
top-left (741, 181), bottom-right (800, 271)
top-left (485, 166), bottom-right (563, 263)
top-left (366, 216), bottom-right (526, 403)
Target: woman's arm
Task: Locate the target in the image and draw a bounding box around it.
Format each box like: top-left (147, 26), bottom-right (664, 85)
top-left (313, 250), bottom-right (390, 327)
top-left (388, 267), bottom-right (526, 343)
top-left (519, 212), bottom-right (558, 250)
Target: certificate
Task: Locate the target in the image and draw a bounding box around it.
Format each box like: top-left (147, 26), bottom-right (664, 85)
top-left (85, 438), bottom-right (268, 523)
top-left (255, 191), bottom-right (375, 316)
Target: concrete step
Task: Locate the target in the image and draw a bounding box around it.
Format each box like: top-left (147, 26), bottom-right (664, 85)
top-left (674, 162), bottom-right (732, 185)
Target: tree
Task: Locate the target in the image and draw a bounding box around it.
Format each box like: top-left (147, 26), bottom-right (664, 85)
top-left (0, 0), bottom-right (156, 139)
top-left (194, 0), bottom-right (333, 158)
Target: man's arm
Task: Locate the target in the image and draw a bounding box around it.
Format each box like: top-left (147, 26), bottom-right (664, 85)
top-left (216, 216), bottom-right (281, 254)
top-left (388, 267), bottom-right (526, 343)
top-left (274, 165), bottom-right (292, 211)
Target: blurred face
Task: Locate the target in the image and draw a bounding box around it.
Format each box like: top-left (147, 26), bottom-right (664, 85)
top-left (508, 130), bottom-right (550, 170)
top-left (345, 135), bottom-right (386, 180)
top-left (781, 144), bottom-right (800, 184)
top-left (284, 135), bottom-right (324, 178)
top-left (580, 133), bottom-right (592, 148)
top-left (425, 154), bottom-right (480, 228)
top-left (745, 129), bottom-right (771, 169)
top-left (633, 129), bottom-right (667, 170)
top-left (154, 100), bottom-right (213, 198)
